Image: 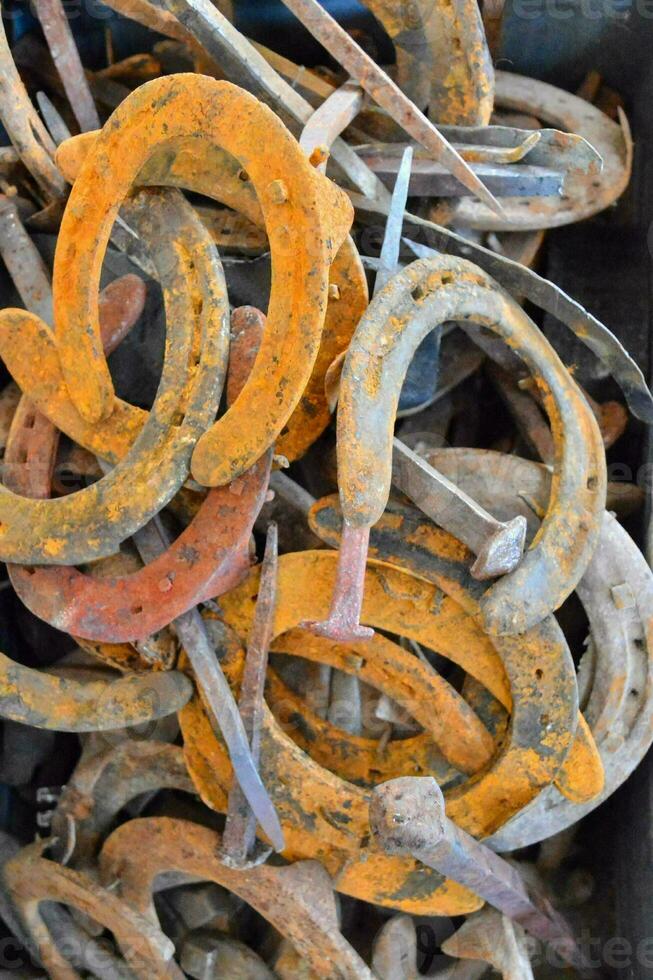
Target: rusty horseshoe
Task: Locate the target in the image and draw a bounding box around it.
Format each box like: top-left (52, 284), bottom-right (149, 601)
top-left (325, 254), bottom-right (605, 638)
top-left (50, 74), bottom-right (353, 488)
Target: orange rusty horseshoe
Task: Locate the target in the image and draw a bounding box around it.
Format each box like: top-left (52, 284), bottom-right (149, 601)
top-left (50, 73), bottom-right (353, 485)
top-left (309, 491), bottom-right (603, 807)
top-left (0, 188), bottom-right (228, 564)
top-left (267, 629), bottom-right (496, 785)
top-left (178, 550), bottom-right (578, 915)
top-left (55, 107), bottom-right (368, 465)
top-left (6, 307), bottom-right (270, 642)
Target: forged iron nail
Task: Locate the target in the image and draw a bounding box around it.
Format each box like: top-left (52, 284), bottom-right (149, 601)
top-left (277, 0), bottom-right (504, 214)
top-left (221, 523), bottom-right (283, 867)
top-left (300, 522), bottom-right (374, 642)
top-left (392, 438), bottom-right (527, 580)
top-left (370, 776), bottom-right (586, 970)
top-left (36, 91), bottom-right (73, 148)
top-left (374, 146), bottom-right (413, 296)
top-left (132, 516), bottom-right (284, 853)
top-left (33, 0), bottom-right (101, 133)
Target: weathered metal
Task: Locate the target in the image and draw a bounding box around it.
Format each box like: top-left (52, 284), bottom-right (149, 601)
top-left (428, 452), bottom-right (653, 850)
top-left (361, 446), bottom-right (637, 822)
top-left (160, 0), bottom-right (390, 203)
top-left (374, 146), bottom-right (413, 296)
top-left (301, 523), bottom-right (374, 641)
top-left (451, 71), bottom-right (632, 230)
top-left (276, 624), bottom-right (496, 775)
top-left (37, 91), bottom-right (73, 148)
top-left (75, 303), bottom-right (277, 851)
top-left (370, 777), bottom-right (585, 969)
top-left (221, 523), bottom-right (281, 868)
top-left (100, 817), bottom-right (374, 979)
top-left (75, 615), bottom-right (177, 675)
top-left (56, 126), bottom-right (369, 468)
top-left (50, 76), bottom-right (353, 491)
top-left (357, 148), bottom-right (567, 199)
top-left (299, 79), bottom-right (365, 170)
top-left (307, 492), bottom-right (603, 807)
top-left (0, 0), bottom-right (645, 970)
top-left (179, 550), bottom-right (580, 914)
top-left (0, 6), bottom-right (67, 203)
top-left (4, 840), bottom-right (178, 978)
top-left (160, 0), bottom-right (496, 211)
top-left (33, 0), bottom-right (101, 133)
top-left (0, 194), bottom-right (53, 322)
top-left (371, 914), bottom-right (422, 980)
top-left (101, 0), bottom-right (196, 45)
top-left (359, 0), bottom-right (493, 123)
top-left (331, 254), bottom-right (605, 635)
top-left (440, 908), bottom-right (534, 980)
top-left (132, 519), bottom-right (284, 854)
top-left (50, 740), bottom-right (195, 869)
top-left (8, 308), bottom-right (270, 642)
top-left (488, 360), bottom-right (629, 463)
top-left (0, 646), bottom-right (191, 732)
top-left (355, 221), bottom-right (653, 425)
top-left (276, 0), bottom-right (501, 212)
top-left (164, 881), bottom-right (243, 936)
top-left (181, 933), bottom-right (275, 979)
top-left (0, 225), bottom-right (199, 729)
top-left (0, 828), bottom-right (143, 980)
top-left (392, 438), bottom-right (527, 580)
top-left (371, 913), bottom-right (496, 979)
top-left (0, 189), bottom-right (227, 564)
top-left (439, 123), bottom-right (603, 173)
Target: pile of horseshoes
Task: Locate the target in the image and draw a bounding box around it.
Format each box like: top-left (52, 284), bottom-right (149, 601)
top-left (0, 0), bottom-right (649, 976)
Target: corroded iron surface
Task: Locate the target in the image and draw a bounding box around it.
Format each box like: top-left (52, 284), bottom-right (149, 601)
top-left (0, 12), bottom-right (647, 978)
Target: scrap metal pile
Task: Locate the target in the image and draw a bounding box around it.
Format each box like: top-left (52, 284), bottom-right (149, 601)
top-left (0, 0), bottom-right (650, 976)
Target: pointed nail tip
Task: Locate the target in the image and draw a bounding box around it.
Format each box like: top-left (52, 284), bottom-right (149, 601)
top-left (450, 164), bottom-right (505, 217)
top-left (476, 185), bottom-right (505, 217)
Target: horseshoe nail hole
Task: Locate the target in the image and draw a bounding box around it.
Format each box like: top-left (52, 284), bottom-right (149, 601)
top-left (540, 713), bottom-right (550, 726)
top-left (441, 274), bottom-right (453, 285)
top-left (630, 688), bottom-right (639, 697)
top-left (23, 415), bottom-right (35, 429)
top-left (634, 638), bottom-right (644, 650)
top-left (131, 604), bottom-right (143, 615)
top-left (15, 449), bottom-right (27, 464)
top-left (534, 668), bottom-right (544, 679)
top-left (237, 169), bottom-right (249, 181)
top-left (411, 284), bottom-right (425, 301)
top-left (23, 566), bottom-right (35, 576)
top-left (587, 475), bottom-right (598, 490)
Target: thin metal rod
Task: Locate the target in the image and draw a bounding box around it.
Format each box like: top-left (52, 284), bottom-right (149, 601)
top-left (33, 0), bottom-right (101, 132)
top-left (221, 523), bottom-right (281, 865)
top-left (277, 0), bottom-right (503, 214)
